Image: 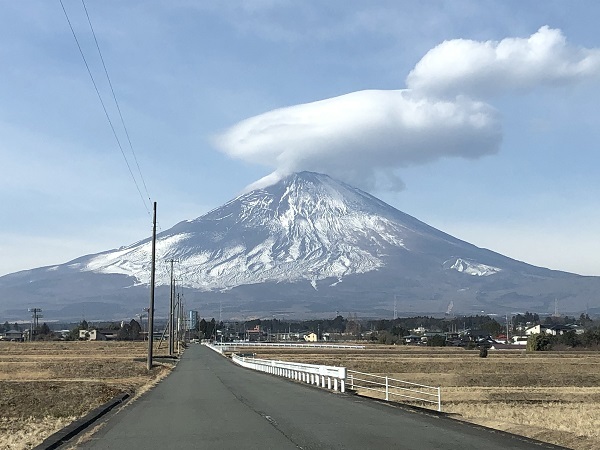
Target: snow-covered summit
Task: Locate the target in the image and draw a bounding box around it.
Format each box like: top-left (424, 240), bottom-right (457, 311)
top-left (2, 171), bottom-right (595, 320)
top-left (80, 171), bottom-right (506, 290)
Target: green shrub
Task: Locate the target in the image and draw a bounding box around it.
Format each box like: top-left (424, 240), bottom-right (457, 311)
top-left (527, 333), bottom-right (553, 351)
top-left (426, 334), bottom-right (446, 347)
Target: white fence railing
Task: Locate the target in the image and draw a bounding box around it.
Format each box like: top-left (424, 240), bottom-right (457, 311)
top-left (214, 342), bottom-right (365, 350)
top-left (347, 370), bottom-right (441, 412)
top-left (204, 342), bottom-right (224, 354)
top-left (205, 343), bottom-right (441, 411)
top-left (231, 353), bottom-right (347, 393)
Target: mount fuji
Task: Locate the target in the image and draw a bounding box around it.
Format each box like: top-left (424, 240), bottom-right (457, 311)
top-left (1, 172), bottom-right (598, 320)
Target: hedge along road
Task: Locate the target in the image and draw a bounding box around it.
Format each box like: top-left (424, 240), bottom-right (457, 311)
top-left (79, 344), bottom-right (564, 450)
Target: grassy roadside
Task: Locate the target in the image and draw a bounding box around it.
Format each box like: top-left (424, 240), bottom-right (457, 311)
top-left (0, 341), bottom-right (173, 450)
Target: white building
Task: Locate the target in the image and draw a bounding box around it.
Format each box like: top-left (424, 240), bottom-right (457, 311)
top-left (304, 332), bottom-right (318, 342)
top-left (525, 325), bottom-right (548, 335)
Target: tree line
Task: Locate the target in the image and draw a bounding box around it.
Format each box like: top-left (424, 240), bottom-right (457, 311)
top-left (527, 329), bottom-right (600, 351)
top-left (3, 312), bottom-right (599, 348)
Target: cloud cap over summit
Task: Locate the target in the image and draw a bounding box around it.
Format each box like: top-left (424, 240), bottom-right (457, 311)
top-left (216, 90), bottom-right (501, 191)
top-left (215, 26), bottom-right (600, 191)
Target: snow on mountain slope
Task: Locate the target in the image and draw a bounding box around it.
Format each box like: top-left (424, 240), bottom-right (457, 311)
top-left (79, 171), bottom-right (505, 290)
top-left (443, 258), bottom-right (501, 276)
top-left (3, 171), bottom-right (597, 320)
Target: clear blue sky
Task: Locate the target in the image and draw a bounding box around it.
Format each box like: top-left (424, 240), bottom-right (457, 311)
top-left (2, 1), bottom-right (599, 276)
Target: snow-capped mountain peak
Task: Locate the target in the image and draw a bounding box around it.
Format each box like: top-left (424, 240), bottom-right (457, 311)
top-left (84, 172), bottom-right (415, 289)
top-left (78, 171), bottom-right (513, 292)
top-left (2, 171), bottom-right (596, 320)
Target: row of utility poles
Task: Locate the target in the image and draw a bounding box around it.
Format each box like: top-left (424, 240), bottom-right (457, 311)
top-left (168, 259), bottom-right (186, 356)
top-left (28, 307), bottom-right (43, 341)
top-left (147, 202), bottom-right (188, 370)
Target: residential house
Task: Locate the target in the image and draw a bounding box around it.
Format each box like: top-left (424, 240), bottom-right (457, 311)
top-left (511, 336), bottom-right (528, 345)
top-left (525, 324), bottom-right (549, 335)
top-left (304, 332), bottom-right (318, 342)
top-left (460, 329), bottom-right (493, 342)
top-left (421, 331), bottom-right (445, 343)
top-left (246, 325), bottom-right (264, 342)
top-left (1, 329), bottom-right (24, 341)
top-left (566, 324), bottom-right (585, 335)
top-left (404, 334), bottom-right (422, 345)
top-left (79, 329), bottom-right (107, 341)
top-left (546, 325), bottom-right (575, 336)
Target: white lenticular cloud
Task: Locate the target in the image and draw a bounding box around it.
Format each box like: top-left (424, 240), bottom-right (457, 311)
top-left (215, 26), bottom-right (599, 191)
top-left (216, 90), bottom-right (501, 189)
top-left (407, 26), bottom-right (600, 98)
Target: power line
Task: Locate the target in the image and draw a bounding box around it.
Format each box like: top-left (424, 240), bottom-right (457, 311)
top-left (80, 0), bottom-right (152, 206)
top-left (59, 0), bottom-right (150, 216)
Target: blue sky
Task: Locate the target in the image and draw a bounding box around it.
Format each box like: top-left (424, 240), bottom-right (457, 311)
top-left (1, 1), bottom-right (600, 276)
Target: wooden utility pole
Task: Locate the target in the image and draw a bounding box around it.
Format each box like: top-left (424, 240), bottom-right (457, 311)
top-left (168, 259), bottom-right (175, 356)
top-left (176, 292), bottom-right (181, 354)
top-left (180, 292), bottom-right (184, 351)
top-left (147, 202), bottom-right (157, 371)
top-left (28, 308), bottom-right (42, 341)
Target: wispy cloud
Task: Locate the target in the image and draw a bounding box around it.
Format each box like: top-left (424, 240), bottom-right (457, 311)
top-left (214, 26), bottom-right (600, 191)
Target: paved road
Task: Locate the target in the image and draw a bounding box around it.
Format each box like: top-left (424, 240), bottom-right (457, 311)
top-left (80, 345), bottom-right (563, 449)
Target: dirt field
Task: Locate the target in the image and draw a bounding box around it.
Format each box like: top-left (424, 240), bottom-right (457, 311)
top-left (251, 345), bottom-right (600, 450)
top-left (0, 341), bottom-right (173, 450)
top-left (3, 342), bottom-right (598, 449)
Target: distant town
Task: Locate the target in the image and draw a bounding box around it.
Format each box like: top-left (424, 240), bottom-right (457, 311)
top-left (2, 310), bottom-right (599, 351)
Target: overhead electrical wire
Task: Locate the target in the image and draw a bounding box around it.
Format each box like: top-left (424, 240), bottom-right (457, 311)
top-left (59, 0), bottom-right (151, 217)
top-left (80, 0), bottom-right (152, 207)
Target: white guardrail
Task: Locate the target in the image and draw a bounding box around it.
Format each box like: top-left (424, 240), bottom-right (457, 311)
top-left (204, 342), bottom-right (224, 354)
top-left (204, 343), bottom-right (441, 411)
top-left (213, 342), bottom-right (365, 350)
top-left (347, 370), bottom-right (441, 412)
top-left (231, 353), bottom-right (347, 393)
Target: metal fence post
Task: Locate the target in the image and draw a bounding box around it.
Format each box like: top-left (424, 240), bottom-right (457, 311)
top-left (228, 353), bottom-right (440, 412)
top-left (385, 376), bottom-right (389, 401)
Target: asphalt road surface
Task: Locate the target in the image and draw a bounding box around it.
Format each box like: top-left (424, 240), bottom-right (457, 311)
top-left (79, 344), bottom-right (563, 449)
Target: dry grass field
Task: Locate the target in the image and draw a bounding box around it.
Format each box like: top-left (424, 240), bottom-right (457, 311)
top-left (0, 341), bottom-right (173, 450)
top-left (252, 345), bottom-right (600, 450)
top-left (3, 342), bottom-right (597, 449)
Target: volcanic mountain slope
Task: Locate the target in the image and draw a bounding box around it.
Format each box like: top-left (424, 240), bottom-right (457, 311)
top-left (1, 171), bottom-right (598, 320)
top-left (84, 172), bottom-right (518, 288)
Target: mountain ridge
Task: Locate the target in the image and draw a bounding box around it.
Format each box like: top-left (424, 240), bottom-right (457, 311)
top-left (0, 171), bottom-right (596, 320)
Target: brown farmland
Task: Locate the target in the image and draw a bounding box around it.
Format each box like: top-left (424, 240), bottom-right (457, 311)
top-left (3, 342), bottom-right (599, 450)
top-left (250, 345), bottom-right (600, 450)
top-left (0, 341), bottom-right (172, 450)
